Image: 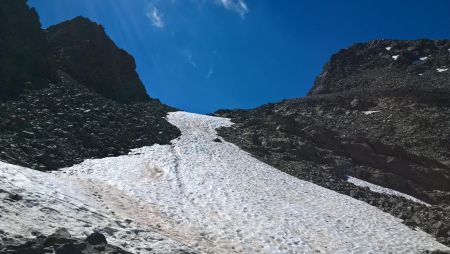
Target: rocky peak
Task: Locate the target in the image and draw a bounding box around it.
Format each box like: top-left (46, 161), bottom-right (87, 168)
top-left (309, 39), bottom-right (450, 95)
top-left (0, 0), bottom-right (53, 100)
top-left (46, 16), bottom-right (150, 103)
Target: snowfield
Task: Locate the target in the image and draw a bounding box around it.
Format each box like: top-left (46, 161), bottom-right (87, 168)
top-left (1, 111), bottom-right (449, 253)
top-left (0, 162), bottom-right (194, 253)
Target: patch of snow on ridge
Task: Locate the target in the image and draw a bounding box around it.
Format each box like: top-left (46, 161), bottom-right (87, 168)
top-left (419, 56), bottom-right (428, 61)
top-left (56, 111), bottom-right (448, 253)
top-left (386, 46), bottom-right (392, 51)
top-left (392, 55), bottom-right (400, 60)
top-left (347, 176), bottom-right (430, 206)
top-left (437, 67), bottom-right (448, 72)
top-left (363, 110), bottom-right (381, 115)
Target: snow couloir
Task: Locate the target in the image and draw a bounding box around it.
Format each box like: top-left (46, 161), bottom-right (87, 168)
top-left (1, 112), bottom-right (449, 253)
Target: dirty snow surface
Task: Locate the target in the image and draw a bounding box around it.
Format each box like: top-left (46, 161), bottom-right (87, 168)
top-left (1, 112), bottom-right (449, 253)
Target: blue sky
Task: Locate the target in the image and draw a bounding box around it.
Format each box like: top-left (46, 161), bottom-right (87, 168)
top-left (29, 0), bottom-right (450, 113)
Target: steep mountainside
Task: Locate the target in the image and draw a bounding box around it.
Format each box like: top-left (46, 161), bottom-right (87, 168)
top-left (46, 17), bottom-right (150, 103)
top-left (0, 1), bottom-right (180, 171)
top-left (216, 39), bottom-right (450, 246)
top-left (0, 0), bottom-right (53, 100)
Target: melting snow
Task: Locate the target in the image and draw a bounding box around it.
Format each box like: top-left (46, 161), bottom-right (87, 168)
top-left (419, 56), bottom-right (428, 61)
top-left (363, 110), bottom-right (381, 115)
top-left (1, 111), bottom-right (448, 253)
top-left (386, 47), bottom-right (392, 51)
top-left (437, 67), bottom-right (448, 72)
top-left (0, 162), bottom-right (193, 253)
top-left (392, 55), bottom-right (400, 60)
top-left (347, 176), bottom-right (429, 206)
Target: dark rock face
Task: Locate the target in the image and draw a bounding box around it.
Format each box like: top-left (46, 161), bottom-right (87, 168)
top-left (46, 16), bottom-right (150, 103)
top-left (0, 0), bottom-right (53, 100)
top-left (309, 39), bottom-right (450, 95)
top-left (0, 229), bottom-right (131, 254)
top-left (215, 39), bottom-right (450, 246)
top-left (0, 71), bottom-right (179, 171)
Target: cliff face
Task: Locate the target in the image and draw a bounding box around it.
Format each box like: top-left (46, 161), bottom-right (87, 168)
top-left (0, 0), bottom-right (53, 100)
top-left (309, 39), bottom-right (450, 95)
top-left (46, 17), bottom-right (150, 103)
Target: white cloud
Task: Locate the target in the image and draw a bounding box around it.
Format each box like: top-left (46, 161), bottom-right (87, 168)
top-left (215, 0), bottom-right (249, 18)
top-left (146, 0), bottom-right (249, 28)
top-left (147, 7), bottom-right (164, 28)
top-left (207, 66), bottom-right (214, 78)
top-left (182, 50), bottom-right (197, 68)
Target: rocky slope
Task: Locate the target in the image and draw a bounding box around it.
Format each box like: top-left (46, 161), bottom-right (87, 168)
top-left (0, 70), bottom-right (179, 171)
top-left (216, 39), bottom-right (450, 246)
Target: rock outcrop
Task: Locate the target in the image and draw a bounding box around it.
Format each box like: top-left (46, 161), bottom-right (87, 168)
top-left (309, 39), bottom-right (450, 95)
top-left (0, 229), bottom-right (131, 254)
top-left (0, 0), bottom-right (53, 100)
top-left (216, 39), bottom-right (450, 246)
top-left (46, 16), bottom-right (150, 103)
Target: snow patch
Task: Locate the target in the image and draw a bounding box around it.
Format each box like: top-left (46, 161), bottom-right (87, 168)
top-left (385, 47), bottom-right (392, 51)
top-left (437, 67), bottom-right (448, 72)
top-left (419, 56), bottom-right (428, 61)
top-left (347, 176), bottom-right (430, 206)
top-left (363, 110), bottom-right (381, 115)
top-left (392, 55), bottom-right (400, 60)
